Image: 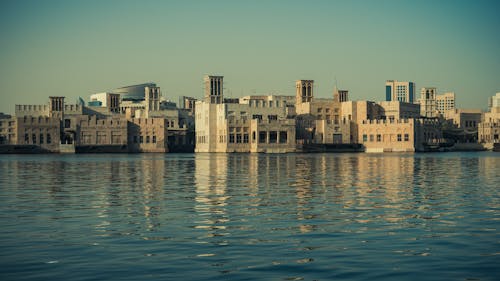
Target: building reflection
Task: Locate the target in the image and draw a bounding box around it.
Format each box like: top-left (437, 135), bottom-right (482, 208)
top-left (92, 155), bottom-right (166, 237)
top-left (194, 154), bottom-right (229, 237)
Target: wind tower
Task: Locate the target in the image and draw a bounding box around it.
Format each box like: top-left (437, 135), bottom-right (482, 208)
top-left (204, 75), bottom-right (223, 104)
top-left (295, 80), bottom-right (314, 104)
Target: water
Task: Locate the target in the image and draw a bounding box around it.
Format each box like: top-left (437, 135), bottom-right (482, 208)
top-left (0, 152), bottom-right (499, 281)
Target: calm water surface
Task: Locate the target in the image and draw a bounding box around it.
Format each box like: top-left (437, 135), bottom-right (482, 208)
top-left (0, 152), bottom-right (499, 280)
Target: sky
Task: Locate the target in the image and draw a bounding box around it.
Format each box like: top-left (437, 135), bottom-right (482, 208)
top-left (0, 0), bottom-right (499, 114)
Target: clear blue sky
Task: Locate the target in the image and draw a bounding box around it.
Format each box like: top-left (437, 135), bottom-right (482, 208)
top-left (0, 0), bottom-right (499, 114)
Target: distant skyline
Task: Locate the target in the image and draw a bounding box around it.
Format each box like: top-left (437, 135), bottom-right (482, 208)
top-left (0, 0), bottom-right (499, 114)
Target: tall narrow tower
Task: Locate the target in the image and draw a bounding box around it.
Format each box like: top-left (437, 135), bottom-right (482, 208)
top-left (295, 80), bottom-right (314, 104)
top-left (145, 86), bottom-right (161, 114)
top-left (420, 87), bottom-right (437, 118)
top-left (49, 96), bottom-right (65, 118)
top-left (204, 75), bottom-right (223, 104)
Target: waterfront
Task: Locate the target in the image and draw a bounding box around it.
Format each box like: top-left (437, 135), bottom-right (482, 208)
top-left (0, 152), bottom-right (499, 280)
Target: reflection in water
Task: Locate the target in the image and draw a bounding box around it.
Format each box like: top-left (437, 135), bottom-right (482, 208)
top-left (194, 154), bottom-right (229, 237)
top-left (0, 153), bottom-right (499, 281)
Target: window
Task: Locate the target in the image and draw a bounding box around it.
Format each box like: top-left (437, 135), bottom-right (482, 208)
top-left (397, 134), bottom-right (402, 141)
top-left (259, 131), bottom-right (267, 143)
top-left (369, 134), bottom-right (374, 142)
top-left (140, 136), bottom-right (144, 143)
top-left (236, 134), bottom-right (242, 143)
top-left (252, 114), bottom-right (263, 120)
top-left (404, 134), bottom-right (409, 141)
top-left (229, 134), bottom-right (235, 143)
top-left (32, 134), bottom-right (36, 144)
top-left (269, 131), bottom-right (277, 143)
top-left (64, 119), bottom-right (71, 128)
top-left (40, 134), bottom-right (44, 144)
top-left (25, 133), bottom-right (29, 143)
top-left (279, 131), bottom-right (287, 143)
top-left (252, 131), bottom-right (256, 142)
top-left (376, 134), bottom-right (381, 142)
top-left (47, 134), bottom-right (51, 144)
top-left (152, 136), bottom-right (156, 143)
top-left (146, 136), bottom-right (150, 143)
top-left (362, 134), bottom-right (367, 142)
top-left (268, 115), bottom-right (278, 121)
top-left (243, 134), bottom-right (249, 143)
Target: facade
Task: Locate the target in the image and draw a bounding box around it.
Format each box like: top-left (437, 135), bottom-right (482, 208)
top-left (15, 116), bottom-right (61, 152)
top-left (385, 80), bottom-right (415, 103)
top-left (378, 101), bottom-right (421, 120)
top-left (8, 91), bottom-right (193, 153)
top-left (75, 115), bottom-right (128, 152)
top-left (195, 75), bottom-right (296, 153)
top-left (0, 114), bottom-right (16, 145)
top-left (436, 92), bottom-right (456, 114)
top-left (358, 118), bottom-right (442, 152)
top-left (444, 109), bottom-right (482, 130)
top-left (127, 118), bottom-right (168, 152)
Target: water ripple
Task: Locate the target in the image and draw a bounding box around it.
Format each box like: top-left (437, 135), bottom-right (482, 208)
top-left (0, 153), bottom-right (499, 280)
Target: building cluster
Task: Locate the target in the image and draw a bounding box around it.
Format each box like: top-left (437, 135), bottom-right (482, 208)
top-left (0, 84), bottom-right (193, 153)
top-left (1, 76), bottom-right (499, 153)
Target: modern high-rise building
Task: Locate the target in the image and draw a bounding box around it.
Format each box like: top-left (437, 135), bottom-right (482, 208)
top-left (436, 92), bottom-right (455, 113)
top-left (385, 80), bottom-right (415, 103)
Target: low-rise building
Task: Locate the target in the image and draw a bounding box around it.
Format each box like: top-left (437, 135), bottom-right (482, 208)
top-left (15, 116), bottom-right (61, 152)
top-left (195, 75), bottom-right (296, 153)
top-left (127, 118), bottom-right (168, 152)
top-left (358, 118), bottom-right (443, 152)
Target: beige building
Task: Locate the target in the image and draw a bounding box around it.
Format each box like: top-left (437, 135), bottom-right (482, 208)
top-left (294, 80), bottom-right (352, 144)
top-left (15, 116), bottom-right (61, 152)
top-left (195, 75), bottom-right (296, 153)
top-left (77, 115), bottom-right (128, 151)
top-left (127, 118), bottom-right (168, 152)
top-left (478, 95), bottom-right (500, 147)
top-left (377, 101), bottom-right (421, 120)
top-left (358, 118), bottom-right (443, 152)
top-left (436, 92), bottom-right (456, 114)
top-left (444, 109), bottom-right (482, 130)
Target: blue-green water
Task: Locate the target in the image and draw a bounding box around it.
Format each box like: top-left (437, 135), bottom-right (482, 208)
top-left (0, 152), bottom-right (499, 281)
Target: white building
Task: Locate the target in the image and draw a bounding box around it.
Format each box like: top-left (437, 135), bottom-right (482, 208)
top-left (195, 75), bottom-right (296, 153)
